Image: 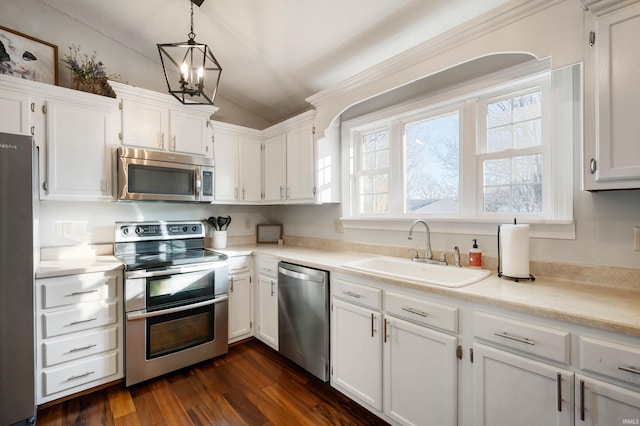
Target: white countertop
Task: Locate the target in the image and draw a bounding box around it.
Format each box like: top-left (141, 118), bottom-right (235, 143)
top-left (36, 244), bottom-right (640, 338)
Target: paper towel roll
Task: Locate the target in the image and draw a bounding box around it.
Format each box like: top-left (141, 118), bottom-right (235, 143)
top-left (499, 224), bottom-right (530, 278)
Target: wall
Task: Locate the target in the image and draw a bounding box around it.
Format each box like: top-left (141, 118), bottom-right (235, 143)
top-left (39, 201), bottom-right (273, 248)
top-left (0, 0), bottom-right (271, 130)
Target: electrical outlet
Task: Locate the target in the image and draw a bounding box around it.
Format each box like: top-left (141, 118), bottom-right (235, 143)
top-left (635, 226), bottom-right (640, 251)
top-left (334, 220), bottom-right (344, 233)
top-left (245, 218), bottom-right (251, 229)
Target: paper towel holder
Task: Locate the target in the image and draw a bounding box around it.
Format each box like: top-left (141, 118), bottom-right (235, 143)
top-left (497, 219), bottom-right (535, 282)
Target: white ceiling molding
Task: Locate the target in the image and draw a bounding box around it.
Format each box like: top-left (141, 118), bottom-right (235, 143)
top-left (579, 0), bottom-right (640, 16)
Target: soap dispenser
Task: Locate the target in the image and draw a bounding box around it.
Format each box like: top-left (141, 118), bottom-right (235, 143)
top-left (469, 239), bottom-right (482, 268)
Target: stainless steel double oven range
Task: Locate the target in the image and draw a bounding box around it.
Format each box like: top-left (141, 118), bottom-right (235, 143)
top-left (114, 221), bottom-right (229, 386)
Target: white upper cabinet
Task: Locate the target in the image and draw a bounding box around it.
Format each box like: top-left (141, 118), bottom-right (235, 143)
top-left (42, 95), bottom-right (118, 201)
top-left (583, 1), bottom-right (640, 189)
top-left (110, 81), bottom-right (215, 157)
top-left (211, 121), bottom-right (262, 203)
top-left (263, 110), bottom-right (316, 204)
top-left (0, 86), bottom-right (33, 136)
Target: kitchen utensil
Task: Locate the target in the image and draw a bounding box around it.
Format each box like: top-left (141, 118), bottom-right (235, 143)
top-left (225, 215), bottom-right (232, 230)
top-left (217, 216), bottom-right (226, 231)
top-left (206, 217), bottom-right (218, 230)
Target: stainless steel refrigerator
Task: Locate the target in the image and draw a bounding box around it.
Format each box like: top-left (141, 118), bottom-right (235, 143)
top-left (0, 132), bottom-right (37, 425)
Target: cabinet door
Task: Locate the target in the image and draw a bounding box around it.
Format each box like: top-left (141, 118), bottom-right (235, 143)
top-left (213, 132), bottom-right (239, 201)
top-left (575, 374), bottom-right (640, 425)
top-left (256, 275), bottom-right (278, 349)
top-left (586, 3), bottom-right (640, 188)
top-left (228, 272), bottom-right (252, 342)
top-left (331, 298), bottom-right (382, 411)
top-left (286, 126), bottom-right (315, 202)
top-left (238, 136), bottom-right (262, 202)
top-left (170, 108), bottom-right (210, 156)
top-left (473, 343), bottom-right (574, 426)
top-left (0, 89), bottom-right (32, 136)
top-left (43, 98), bottom-right (116, 201)
top-left (120, 98), bottom-right (168, 150)
top-left (384, 316), bottom-right (457, 426)
top-left (263, 133), bottom-right (287, 202)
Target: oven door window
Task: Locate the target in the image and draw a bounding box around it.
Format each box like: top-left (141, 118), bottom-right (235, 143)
top-left (129, 164), bottom-right (195, 195)
top-left (147, 269), bottom-right (215, 309)
top-left (147, 304), bottom-right (214, 359)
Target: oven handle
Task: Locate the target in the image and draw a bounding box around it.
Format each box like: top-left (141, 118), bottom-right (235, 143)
top-left (126, 296), bottom-right (228, 321)
top-left (125, 261), bottom-right (228, 279)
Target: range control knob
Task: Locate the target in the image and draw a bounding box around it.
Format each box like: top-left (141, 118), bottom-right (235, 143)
top-left (135, 226), bottom-right (144, 235)
top-left (192, 226), bottom-right (198, 232)
top-left (183, 226), bottom-right (189, 232)
top-left (122, 227), bottom-right (129, 235)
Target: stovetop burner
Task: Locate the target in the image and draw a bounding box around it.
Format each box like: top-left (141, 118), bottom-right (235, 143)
top-left (114, 220), bottom-right (227, 271)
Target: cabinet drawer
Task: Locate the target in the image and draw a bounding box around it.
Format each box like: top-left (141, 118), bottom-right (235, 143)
top-left (385, 291), bottom-right (458, 333)
top-left (228, 256), bottom-right (251, 274)
top-left (43, 301), bottom-right (117, 338)
top-left (43, 326), bottom-right (118, 367)
top-left (579, 336), bottom-right (640, 386)
top-left (257, 256), bottom-right (278, 278)
top-left (473, 311), bottom-right (570, 364)
top-left (41, 272), bottom-right (118, 309)
top-left (43, 351), bottom-right (118, 396)
top-left (332, 278), bottom-right (382, 310)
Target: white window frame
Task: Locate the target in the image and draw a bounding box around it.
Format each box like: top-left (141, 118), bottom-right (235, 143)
top-left (341, 59), bottom-right (577, 239)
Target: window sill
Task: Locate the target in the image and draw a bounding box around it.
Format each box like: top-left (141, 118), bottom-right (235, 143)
top-left (340, 217), bottom-right (576, 240)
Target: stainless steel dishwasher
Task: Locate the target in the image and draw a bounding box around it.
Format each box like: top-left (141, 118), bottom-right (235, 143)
top-left (278, 261), bottom-right (329, 381)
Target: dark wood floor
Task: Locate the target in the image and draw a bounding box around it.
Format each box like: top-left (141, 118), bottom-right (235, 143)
top-left (37, 339), bottom-right (389, 425)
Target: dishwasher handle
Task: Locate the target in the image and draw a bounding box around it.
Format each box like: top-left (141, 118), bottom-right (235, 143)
top-left (278, 265), bottom-right (325, 283)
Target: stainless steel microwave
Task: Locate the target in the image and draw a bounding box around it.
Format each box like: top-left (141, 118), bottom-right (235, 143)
top-left (117, 147), bottom-right (214, 202)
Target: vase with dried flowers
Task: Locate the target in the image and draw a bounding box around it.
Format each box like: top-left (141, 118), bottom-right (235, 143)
top-left (63, 45), bottom-right (119, 98)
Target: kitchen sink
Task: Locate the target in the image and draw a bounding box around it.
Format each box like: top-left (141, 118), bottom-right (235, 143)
top-left (342, 256), bottom-right (491, 288)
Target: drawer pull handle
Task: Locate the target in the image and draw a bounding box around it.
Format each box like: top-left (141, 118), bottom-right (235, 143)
top-left (342, 291), bottom-right (361, 299)
top-left (556, 373), bottom-right (562, 412)
top-left (580, 379), bottom-right (585, 421)
top-left (402, 307), bottom-right (428, 317)
top-left (494, 331), bottom-right (535, 346)
top-left (67, 371), bottom-right (95, 381)
top-left (69, 317), bottom-right (98, 326)
top-left (69, 289), bottom-right (99, 296)
top-left (618, 365), bottom-right (640, 375)
top-left (68, 344), bottom-right (97, 353)
top-left (371, 313), bottom-right (375, 337)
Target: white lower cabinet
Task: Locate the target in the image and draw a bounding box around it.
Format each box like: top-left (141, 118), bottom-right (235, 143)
top-left (384, 316), bottom-right (457, 426)
top-left (331, 298), bottom-right (383, 410)
top-left (473, 343), bottom-right (574, 426)
top-left (254, 255), bottom-right (278, 349)
top-left (331, 274), bottom-right (459, 426)
top-left (228, 256), bottom-right (253, 343)
top-left (36, 270), bottom-right (123, 404)
top-left (575, 374), bottom-right (640, 425)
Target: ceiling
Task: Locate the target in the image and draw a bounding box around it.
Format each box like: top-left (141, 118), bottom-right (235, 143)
top-left (40, 0), bottom-right (509, 125)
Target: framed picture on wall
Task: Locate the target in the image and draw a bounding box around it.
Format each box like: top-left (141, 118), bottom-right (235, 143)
top-left (0, 25), bottom-right (58, 85)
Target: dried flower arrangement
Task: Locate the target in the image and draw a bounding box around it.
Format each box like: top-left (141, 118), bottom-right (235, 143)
top-left (62, 44), bottom-right (118, 97)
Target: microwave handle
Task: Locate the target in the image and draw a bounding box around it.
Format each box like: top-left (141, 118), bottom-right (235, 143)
top-left (195, 168), bottom-right (202, 198)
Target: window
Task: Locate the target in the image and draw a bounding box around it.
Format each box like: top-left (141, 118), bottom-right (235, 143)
top-left (343, 60), bottom-right (576, 237)
top-left (355, 129), bottom-right (390, 214)
top-left (405, 111), bottom-right (460, 214)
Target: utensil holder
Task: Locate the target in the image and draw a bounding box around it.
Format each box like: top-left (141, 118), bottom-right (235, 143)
top-left (213, 231), bottom-right (227, 249)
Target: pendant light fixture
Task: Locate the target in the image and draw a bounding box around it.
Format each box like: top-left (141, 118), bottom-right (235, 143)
top-left (157, 0), bottom-right (222, 105)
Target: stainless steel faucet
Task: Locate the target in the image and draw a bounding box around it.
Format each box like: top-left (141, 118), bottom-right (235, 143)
top-left (408, 219), bottom-right (433, 261)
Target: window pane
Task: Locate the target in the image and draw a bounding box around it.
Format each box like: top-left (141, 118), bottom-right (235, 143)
top-left (514, 120), bottom-right (541, 148)
top-left (487, 126), bottom-right (512, 153)
top-left (483, 154), bottom-right (542, 214)
top-left (514, 92), bottom-right (541, 121)
top-left (487, 99), bottom-right (511, 127)
top-left (405, 112), bottom-right (459, 214)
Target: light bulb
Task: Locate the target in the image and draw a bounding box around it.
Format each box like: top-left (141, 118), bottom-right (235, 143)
top-left (180, 62), bottom-right (189, 80)
top-left (197, 67), bottom-right (203, 82)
